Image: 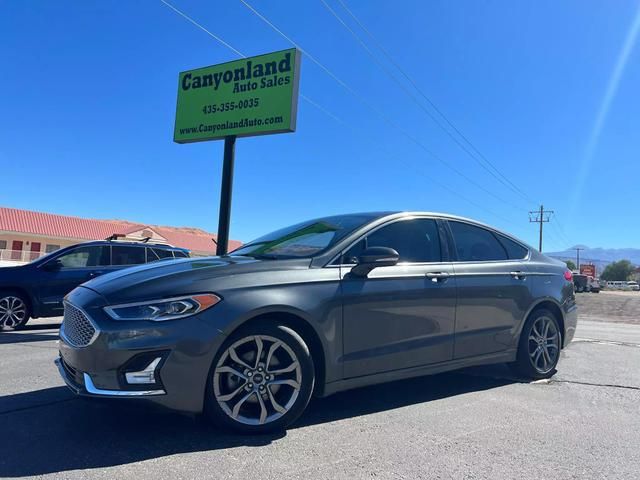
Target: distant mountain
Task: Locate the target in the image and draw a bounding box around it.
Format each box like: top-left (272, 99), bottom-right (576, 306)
top-left (546, 246), bottom-right (640, 272)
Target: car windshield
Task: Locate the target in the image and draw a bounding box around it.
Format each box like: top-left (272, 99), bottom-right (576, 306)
top-left (230, 214), bottom-right (382, 259)
top-left (28, 250), bottom-right (59, 265)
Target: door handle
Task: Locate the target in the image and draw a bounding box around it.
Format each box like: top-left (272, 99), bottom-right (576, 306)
top-left (510, 271), bottom-right (526, 279)
top-left (426, 272), bottom-right (450, 282)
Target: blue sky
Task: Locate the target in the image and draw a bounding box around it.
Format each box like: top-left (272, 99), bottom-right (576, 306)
top-left (1, 0), bottom-right (639, 250)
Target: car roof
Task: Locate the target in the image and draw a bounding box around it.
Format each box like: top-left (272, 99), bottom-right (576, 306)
top-left (369, 211), bottom-right (531, 244)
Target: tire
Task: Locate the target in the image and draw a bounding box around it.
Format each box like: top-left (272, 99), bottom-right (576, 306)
top-left (204, 323), bottom-right (315, 434)
top-left (0, 291), bottom-right (31, 331)
top-left (510, 309), bottom-right (561, 380)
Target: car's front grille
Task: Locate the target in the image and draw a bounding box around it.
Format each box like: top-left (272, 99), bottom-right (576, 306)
top-left (61, 303), bottom-right (98, 347)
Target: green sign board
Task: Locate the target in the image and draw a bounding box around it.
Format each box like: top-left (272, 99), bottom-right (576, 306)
top-left (174, 48), bottom-right (301, 143)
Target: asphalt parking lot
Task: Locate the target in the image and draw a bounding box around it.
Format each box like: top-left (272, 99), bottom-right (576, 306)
top-left (1, 291), bottom-right (639, 479)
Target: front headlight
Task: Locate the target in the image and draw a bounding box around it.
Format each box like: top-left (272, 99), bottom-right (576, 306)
top-left (103, 294), bottom-right (220, 321)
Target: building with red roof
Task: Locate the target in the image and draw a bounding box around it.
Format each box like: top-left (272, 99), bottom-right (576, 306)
top-left (0, 206), bottom-right (241, 264)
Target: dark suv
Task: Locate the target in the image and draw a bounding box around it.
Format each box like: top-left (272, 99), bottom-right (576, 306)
top-left (0, 240), bottom-right (189, 329)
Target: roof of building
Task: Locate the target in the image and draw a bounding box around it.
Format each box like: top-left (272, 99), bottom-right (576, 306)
top-left (0, 206), bottom-right (241, 254)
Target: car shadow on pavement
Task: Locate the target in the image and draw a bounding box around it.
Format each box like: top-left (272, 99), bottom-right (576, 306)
top-left (0, 369), bottom-right (518, 477)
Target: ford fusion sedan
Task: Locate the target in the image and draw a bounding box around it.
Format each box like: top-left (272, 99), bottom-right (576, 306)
top-left (56, 212), bottom-right (577, 433)
top-left (0, 240), bottom-right (189, 330)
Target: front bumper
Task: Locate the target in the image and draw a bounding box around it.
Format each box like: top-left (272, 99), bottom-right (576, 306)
top-left (56, 286), bottom-right (226, 413)
top-left (55, 357), bottom-right (166, 397)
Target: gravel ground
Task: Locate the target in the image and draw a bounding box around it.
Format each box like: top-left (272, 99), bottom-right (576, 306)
top-left (0, 294), bottom-right (639, 479)
top-left (575, 290), bottom-right (640, 324)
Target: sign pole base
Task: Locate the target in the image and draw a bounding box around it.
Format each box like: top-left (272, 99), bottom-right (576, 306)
top-left (216, 135), bottom-right (236, 256)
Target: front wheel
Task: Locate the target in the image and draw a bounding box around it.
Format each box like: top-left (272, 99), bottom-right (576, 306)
top-left (204, 324), bottom-right (315, 434)
top-left (0, 292), bottom-right (30, 330)
top-left (511, 309), bottom-right (561, 379)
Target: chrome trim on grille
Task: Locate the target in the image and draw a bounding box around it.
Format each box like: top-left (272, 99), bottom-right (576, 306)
top-left (60, 301), bottom-right (99, 348)
top-left (83, 373), bottom-right (165, 396)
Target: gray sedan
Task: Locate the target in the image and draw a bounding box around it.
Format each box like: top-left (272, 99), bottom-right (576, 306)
top-left (56, 212), bottom-right (577, 433)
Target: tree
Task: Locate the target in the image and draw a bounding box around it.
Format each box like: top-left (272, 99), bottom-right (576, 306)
top-left (565, 260), bottom-right (576, 271)
top-left (600, 260), bottom-right (635, 281)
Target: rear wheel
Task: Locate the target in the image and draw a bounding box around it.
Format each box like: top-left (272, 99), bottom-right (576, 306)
top-left (511, 309), bottom-right (561, 379)
top-left (204, 323), bottom-right (315, 434)
top-left (0, 292), bottom-right (30, 330)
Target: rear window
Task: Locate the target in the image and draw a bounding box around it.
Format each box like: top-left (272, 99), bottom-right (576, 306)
top-left (147, 247), bottom-right (175, 262)
top-left (111, 245), bottom-right (146, 266)
top-left (449, 221), bottom-right (507, 262)
top-left (496, 233), bottom-right (528, 260)
top-left (173, 250), bottom-right (189, 258)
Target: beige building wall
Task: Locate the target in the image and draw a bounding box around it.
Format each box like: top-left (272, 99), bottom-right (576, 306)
top-left (0, 232), bottom-right (81, 263)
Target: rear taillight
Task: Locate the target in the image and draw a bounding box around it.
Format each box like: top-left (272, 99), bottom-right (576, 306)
top-left (564, 270), bottom-right (573, 282)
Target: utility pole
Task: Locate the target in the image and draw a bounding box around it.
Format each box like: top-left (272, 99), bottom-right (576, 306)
top-left (574, 247), bottom-right (584, 271)
top-left (529, 205), bottom-right (554, 252)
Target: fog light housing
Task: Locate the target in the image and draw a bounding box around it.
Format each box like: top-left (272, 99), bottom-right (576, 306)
top-left (125, 357), bottom-right (162, 385)
top-left (118, 351), bottom-right (169, 390)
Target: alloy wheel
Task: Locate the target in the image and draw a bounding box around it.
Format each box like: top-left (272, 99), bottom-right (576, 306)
top-left (213, 334), bottom-right (302, 426)
top-left (0, 296), bottom-right (27, 329)
top-left (528, 315), bottom-right (560, 374)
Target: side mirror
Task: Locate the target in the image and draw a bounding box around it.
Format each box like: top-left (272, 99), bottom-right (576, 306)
top-left (43, 259), bottom-right (63, 271)
top-left (351, 246), bottom-right (399, 277)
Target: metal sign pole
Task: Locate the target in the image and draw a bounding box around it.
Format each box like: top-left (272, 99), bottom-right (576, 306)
top-left (216, 135), bottom-right (236, 256)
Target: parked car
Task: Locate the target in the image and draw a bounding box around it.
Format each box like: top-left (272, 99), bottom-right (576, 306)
top-left (573, 273), bottom-right (588, 293)
top-left (56, 212), bottom-right (577, 433)
top-left (588, 276), bottom-right (601, 293)
top-left (0, 240), bottom-right (189, 329)
top-left (628, 281), bottom-right (640, 292)
top-left (574, 274), bottom-right (600, 293)
top-left (605, 280), bottom-right (635, 291)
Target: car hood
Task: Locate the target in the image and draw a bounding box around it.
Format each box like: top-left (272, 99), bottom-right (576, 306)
top-left (81, 256), bottom-right (311, 304)
top-left (0, 264), bottom-right (29, 282)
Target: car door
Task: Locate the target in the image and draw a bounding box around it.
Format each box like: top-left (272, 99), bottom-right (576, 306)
top-left (446, 220), bottom-right (533, 359)
top-left (37, 245), bottom-right (111, 315)
top-left (339, 217), bottom-right (456, 378)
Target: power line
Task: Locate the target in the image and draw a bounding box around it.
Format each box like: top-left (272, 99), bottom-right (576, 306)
top-left (237, 0), bottom-right (526, 212)
top-left (319, 0), bottom-right (533, 208)
top-left (544, 228), bottom-right (569, 252)
top-left (160, 0), bottom-right (244, 57)
top-left (334, 0), bottom-right (538, 206)
top-left (528, 205), bottom-right (554, 252)
top-left (548, 222), bottom-right (570, 250)
top-left (551, 212), bottom-right (574, 247)
top-left (158, 0), bottom-right (519, 227)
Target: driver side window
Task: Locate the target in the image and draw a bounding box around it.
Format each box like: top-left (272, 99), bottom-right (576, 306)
top-left (341, 218), bottom-right (442, 264)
